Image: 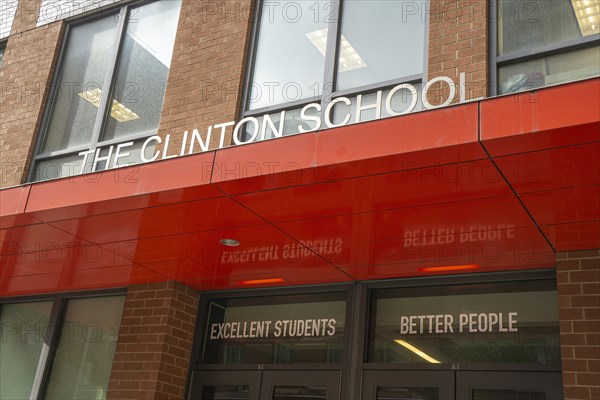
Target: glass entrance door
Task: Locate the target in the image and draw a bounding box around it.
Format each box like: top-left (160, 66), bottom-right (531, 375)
top-left (456, 371), bottom-right (564, 400)
top-left (362, 371), bottom-right (564, 400)
top-left (362, 371), bottom-right (454, 400)
top-left (189, 370), bottom-right (341, 400)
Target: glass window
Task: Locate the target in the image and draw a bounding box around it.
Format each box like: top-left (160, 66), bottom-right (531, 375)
top-left (0, 43), bottom-right (5, 65)
top-left (499, 46), bottom-right (600, 94)
top-left (32, 0), bottom-right (182, 182)
top-left (369, 280), bottom-right (561, 365)
top-left (249, 1), bottom-right (329, 110)
top-left (102, 0), bottom-right (180, 141)
top-left (44, 296), bottom-right (125, 399)
top-left (336, 1), bottom-right (425, 91)
top-left (496, 0), bottom-right (600, 93)
top-left (245, 0), bottom-right (428, 139)
top-left (202, 292), bottom-right (346, 364)
top-left (42, 14), bottom-right (119, 154)
top-left (0, 301), bottom-right (54, 400)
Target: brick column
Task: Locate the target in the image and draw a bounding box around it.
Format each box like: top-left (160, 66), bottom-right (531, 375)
top-left (556, 250), bottom-right (600, 400)
top-left (0, 0), bottom-right (63, 188)
top-left (427, 0), bottom-right (488, 106)
top-left (107, 281), bottom-right (200, 400)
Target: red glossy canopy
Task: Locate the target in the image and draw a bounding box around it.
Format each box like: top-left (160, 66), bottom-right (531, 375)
top-left (1, 79), bottom-right (599, 296)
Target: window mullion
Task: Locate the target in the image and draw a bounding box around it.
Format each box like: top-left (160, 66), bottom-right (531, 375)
top-left (31, 297), bottom-right (66, 400)
top-left (89, 6), bottom-right (129, 152)
top-left (321, 0), bottom-right (342, 108)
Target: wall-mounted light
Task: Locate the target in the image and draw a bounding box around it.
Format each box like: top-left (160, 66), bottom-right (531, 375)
top-left (240, 278), bottom-right (285, 285)
top-left (219, 238), bottom-right (240, 247)
top-left (418, 264), bottom-right (481, 273)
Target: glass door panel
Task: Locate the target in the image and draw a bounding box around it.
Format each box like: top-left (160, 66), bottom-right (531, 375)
top-left (362, 371), bottom-right (454, 400)
top-left (456, 372), bottom-right (563, 400)
top-left (189, 371), bottom-right (261, 400)
top-left (260, 371), bottom-right (340, 400)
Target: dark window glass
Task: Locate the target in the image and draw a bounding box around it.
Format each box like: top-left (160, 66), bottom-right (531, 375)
top-left (473, 389), bottom-right (546, 400)
top-left (273, 386), bottom-right (327, 400)
top-left (377, 387), bottom-right (439, 400)
top-left (201, 385), bottom-right (250, 400)
top-left (0, 302), bottom-right (54, 400)
top-left (202, 292), bottom-right (346, 364)
top-left (369, 280), bottom-right (561, 365)
top-left (0, 44), bottom-right (5, 65)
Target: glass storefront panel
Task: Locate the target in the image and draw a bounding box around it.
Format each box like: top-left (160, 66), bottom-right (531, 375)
top-left (369, 280), bottom-right (561, 365)
top-left (202, 292), bottom-right (346, 364)
top-left (0, 301), bottom-right (54, 400)
top-left (44, 296), bottom-right (125, 399)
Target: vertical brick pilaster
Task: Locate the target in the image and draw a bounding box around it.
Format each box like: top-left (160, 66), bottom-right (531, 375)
top-left (10, 0), bottom-right (42, 35)
top-left (427, 0), bottom-right (488, 106)
top-left (0, 0), bottom-right (62, 188)
top-left (557, 250), bottom-right (600, 400)
top-left (156, 0), bottom-right (253, 154)
top-left (107, 281), bottom-right (199, 400)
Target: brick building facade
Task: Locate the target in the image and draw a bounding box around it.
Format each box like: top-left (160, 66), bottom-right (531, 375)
top-left (0, 0), bottom-right (598, 399)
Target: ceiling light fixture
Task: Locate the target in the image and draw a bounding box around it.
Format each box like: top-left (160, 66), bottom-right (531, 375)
top-left (78, 88), bottom-right (141, 123)
top-left (240, 278), bottom-right (285, 285)
top-left (394, 340), bottom-right (441, 364)
top-left (418, 264), bottom-right (481, 273)
top-left (219, 238), bottom-right (240, 247)
top-left (571, 0), bottom-right (600, 36)
top-left (306, 28), bottom-right (367, 72)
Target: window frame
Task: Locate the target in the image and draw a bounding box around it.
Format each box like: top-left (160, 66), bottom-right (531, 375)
top-left (240, 0), bottom-right (430, 124)
top-left (489, 0), bottom-right (600, 96)
top-left (0, 288), bottom-right (127, 400)
top-left (28, 0), bottom-right (176, 183)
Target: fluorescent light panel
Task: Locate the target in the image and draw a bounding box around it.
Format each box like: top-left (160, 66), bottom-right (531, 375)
top-left (394, 340), bottom-right (441, 364)
top-left (572, 0), bottom-right (600, 35)
top-left (306, 28), bottom-right (367, 72)
top-left (78, 88), bottom-right (141, 123)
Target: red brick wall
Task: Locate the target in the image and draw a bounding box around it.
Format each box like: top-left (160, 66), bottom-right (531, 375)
top-left (427, 0), bottom-right (488, 106)
top-left (156, 0), bottom-right (253, 154)
top-left (0, 0), bottom-right (62, 188)
top-left (556, 250), bottom-right (600, 400)
top-left (107, 281), bottom-right (199, 400)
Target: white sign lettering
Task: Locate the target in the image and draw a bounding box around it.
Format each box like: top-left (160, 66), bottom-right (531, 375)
top-left (209, 318), bottom-right (337, 340)
top-left (399, 312), bottom-right (518, 335)
top-left (79, 74), bottom-right (476, 173)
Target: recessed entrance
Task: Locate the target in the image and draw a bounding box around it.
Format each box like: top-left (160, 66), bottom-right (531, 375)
top-left (187, 271), bottom-right (563, 400)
